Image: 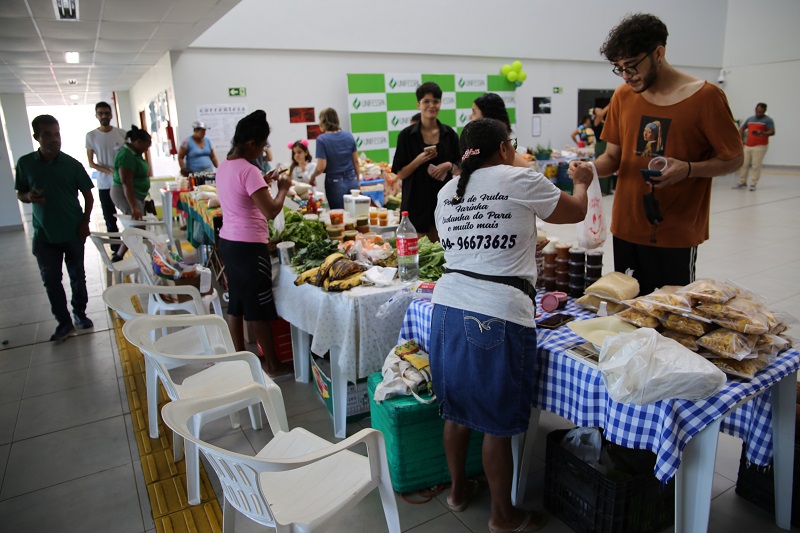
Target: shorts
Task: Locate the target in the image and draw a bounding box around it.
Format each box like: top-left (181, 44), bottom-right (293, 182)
top-left (218, 238), bottom-right (278, 322)
top-left (429, 304), bottom-right (537, 437)
top-left (110, 185), bottom-right (146, 216)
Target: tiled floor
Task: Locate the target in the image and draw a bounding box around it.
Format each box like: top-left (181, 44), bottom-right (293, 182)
top-left (0, 167), bottom-right (798, 533)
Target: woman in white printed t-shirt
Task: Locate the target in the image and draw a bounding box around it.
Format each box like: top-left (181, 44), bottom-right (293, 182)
top-left (429, 118), bottom-right (594, 533)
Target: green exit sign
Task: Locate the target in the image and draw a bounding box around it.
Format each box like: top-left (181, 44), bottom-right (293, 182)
top-left (553, 87), bottom-right (563, 94)
top-left (228, 87), bottom-right (247, 97)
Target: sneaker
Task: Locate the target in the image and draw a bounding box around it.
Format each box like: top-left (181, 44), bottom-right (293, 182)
top-left (749, 185), bottom-right (757, 191)
top-left (73, 314), bottom-right (94, 329)
top-left (50, 322), bottom-right (76, 342)
top-left (732, 183), bottom-right (747, 190)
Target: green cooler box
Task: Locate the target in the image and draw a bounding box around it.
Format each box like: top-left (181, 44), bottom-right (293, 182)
top-left (367, 372), bottom-right (484, 493)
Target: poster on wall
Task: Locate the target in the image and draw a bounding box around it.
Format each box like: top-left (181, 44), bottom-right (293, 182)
top-left (290, 107), bottom-right (315, 123)
top-left (347, 73), bottom-right (516, 164)
top-left (196, 104), bottom-right (249, 154)
top-left (148, 91), bottom-right (171, 157)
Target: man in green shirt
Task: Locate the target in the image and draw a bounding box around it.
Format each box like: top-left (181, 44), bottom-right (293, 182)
top-left (15, 114), bottom-right (95, 341)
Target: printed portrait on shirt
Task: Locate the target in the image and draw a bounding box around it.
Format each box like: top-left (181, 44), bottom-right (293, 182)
top-left (636, 115), bottom-right (672, 158)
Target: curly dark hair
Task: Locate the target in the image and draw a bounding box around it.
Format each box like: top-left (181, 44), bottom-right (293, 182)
top-left (600, 13), bottom-right (668, 62)
top-left (451, 119), bottom-right (508, 205)
top-left (232, 110), bottom-right (269, 151)
top-left (473, 93), bottom-right (511, 133)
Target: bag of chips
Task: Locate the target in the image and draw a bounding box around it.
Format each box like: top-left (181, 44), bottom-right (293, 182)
top-left (661, 313), bottom-right (715, 337)
top-left (639, 286), bottom-right (694, 313)
top-left (661, 329), bottom-right (700, 351)
top-left (678, 278), bottom-right (737, 304)
top-left (697, 328), bottom-right (759, 360)
top-left (615, 307), bottom-right (660, 329)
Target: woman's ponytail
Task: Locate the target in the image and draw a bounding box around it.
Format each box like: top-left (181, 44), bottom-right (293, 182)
top-left (451, 119), bottom-right (508, 204)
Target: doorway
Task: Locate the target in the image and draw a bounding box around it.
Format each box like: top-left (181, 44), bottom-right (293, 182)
top-left (577, 89), bottom-right (614, 126)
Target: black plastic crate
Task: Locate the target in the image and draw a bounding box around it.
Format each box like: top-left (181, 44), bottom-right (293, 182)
top-left (735, 441), bottom-right (800, 527)
top-left (544, 429), bottom-right (674, 533)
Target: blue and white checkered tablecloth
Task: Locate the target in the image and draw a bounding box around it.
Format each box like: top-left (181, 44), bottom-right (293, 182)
top-left (400, 298), bottom-right (800, 483)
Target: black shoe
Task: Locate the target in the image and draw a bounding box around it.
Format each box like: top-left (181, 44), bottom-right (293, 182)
top-left (50, 322), bottom-right (76, 342)
top-left (111, 253), bottom-right (124, 263)
top-left (73, 314), bottom-right (94, 329)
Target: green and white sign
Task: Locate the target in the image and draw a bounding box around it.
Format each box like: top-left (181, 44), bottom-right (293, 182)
top-left (347, 73), bottom-right (517, 164)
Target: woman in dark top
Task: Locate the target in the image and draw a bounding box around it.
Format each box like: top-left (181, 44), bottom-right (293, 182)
top-left (391, 82), bottom-right (459, 242)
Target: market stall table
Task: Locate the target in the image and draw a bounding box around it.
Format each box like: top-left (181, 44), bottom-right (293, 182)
top-left (400, 298), bottom-right (799, 532)
top-left (273, 265), bottom-right (412, 438)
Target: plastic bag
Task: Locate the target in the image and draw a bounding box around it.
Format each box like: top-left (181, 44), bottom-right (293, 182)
top-left (696, 327), bottom-right (758, 361)
top-left (639, 285), bottom-right (694, 313)
top-left (598, 328), bottom-right (726, 405)
top-left (678, 278), bottom-right (737, 304)
top-left (615, 307), bottom-right (660, 328)
top-left (561, 427), bottom-right (604, 472)
top-left (585, 272), bottom-right (640, 301)
top-left (661, 329), bottom-right (700, 351)
top-left (373, 340), bottom-right (435, 404)
top-left (576, 163), bottom-right (606, 250)
top-left (661, 313), bottom-right (714, 337)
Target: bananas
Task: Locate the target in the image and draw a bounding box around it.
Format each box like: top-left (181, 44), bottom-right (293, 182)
top-left (294, 252), bottom-right (364, 291)
top-left (294, 267), bottom-right (319, 286)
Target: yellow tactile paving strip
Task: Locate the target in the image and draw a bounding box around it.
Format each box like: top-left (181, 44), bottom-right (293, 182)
top-left (111, 311), bottom-right (223, 533)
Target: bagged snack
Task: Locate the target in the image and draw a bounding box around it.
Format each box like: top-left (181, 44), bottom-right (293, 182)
top-left (678, 278), bottom-right (737, 304)
top-left (615, 307), bottom-right (660, 328)
top-left (576, 294), bottom-right (628, 314)
top-left (585, 272), bottom-right (640, 301)
top-left (624, 297), bottom-right (668, 319)
top-left (697, 328), bottom-right (758, 360)
top-left (639, 285), bottom-right (694, 313)
top-left (712, 311), bottom-right (769, 335)
top-left (661, 329), bottom-right (700, 351)
top-left (695, 296), bottom-right (764, 320)
top-left (662, 313), bottom-right (714, 337)
top-left (711, 358), bottom-right (761, 380)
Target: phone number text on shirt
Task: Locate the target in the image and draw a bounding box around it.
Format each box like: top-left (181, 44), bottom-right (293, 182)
top-left (440, 234), bottom-right (518, 251)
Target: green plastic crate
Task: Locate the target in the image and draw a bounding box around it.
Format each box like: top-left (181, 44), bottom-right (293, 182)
top-left (367, 373), bottom-right (484, 493)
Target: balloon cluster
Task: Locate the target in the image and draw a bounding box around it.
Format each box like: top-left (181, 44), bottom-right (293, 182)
top-left (500, 61), bottom-right (527, 87)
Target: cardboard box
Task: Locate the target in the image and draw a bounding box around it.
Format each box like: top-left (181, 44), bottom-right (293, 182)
top-left (310, 355), bottom-right (369, 421)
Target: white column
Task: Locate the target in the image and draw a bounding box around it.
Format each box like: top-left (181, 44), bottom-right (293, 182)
top-left (0, 93), bottom-right (30, 231)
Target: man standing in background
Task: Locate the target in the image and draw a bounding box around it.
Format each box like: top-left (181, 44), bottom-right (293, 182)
top-left (734, 102), bottom-right (775, 191)
top-left (16, 115), bottom-right (95, 341)
top-left (86, 101), bottom-right (126, 253)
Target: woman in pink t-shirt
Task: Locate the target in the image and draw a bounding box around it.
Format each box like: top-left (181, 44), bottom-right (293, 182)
top-left (216, 110), bottom-right (291, 376)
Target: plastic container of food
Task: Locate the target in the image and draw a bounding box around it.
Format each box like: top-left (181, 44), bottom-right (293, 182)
top-left (328, 209), bottom-right (345, 226)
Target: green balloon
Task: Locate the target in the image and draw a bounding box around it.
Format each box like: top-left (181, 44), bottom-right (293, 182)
top-left (518, 71), bottom-right (528, 82)
top-left (512, 60), bottom-right (523, 72)
top-left (507, 71), bottom-right (518, 82)
top-left (500, 64), bottom-right (512, 75)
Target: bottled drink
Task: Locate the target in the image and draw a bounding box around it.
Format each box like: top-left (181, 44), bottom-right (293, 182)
top-left (306, 192), bottom-right (318, 215)
top-left (395, 211), bottom-right (419, 282)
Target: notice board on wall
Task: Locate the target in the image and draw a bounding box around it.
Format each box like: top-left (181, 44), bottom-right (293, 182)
top-left (346, 73), bottom-right (517, 164)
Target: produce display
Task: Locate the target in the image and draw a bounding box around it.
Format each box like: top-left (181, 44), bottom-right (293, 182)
top-left (294, 252), bottom-right (368, 291)
top-left (290, 239), bottom-right (340, 273)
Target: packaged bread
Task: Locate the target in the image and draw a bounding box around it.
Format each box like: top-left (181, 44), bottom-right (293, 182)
top-left (615, 307), bottom-right (660, 328)
top-left (624, 298), bottom-right (668, 319)
top-left (639, 286), bottom-right (694, 313)
top-left (661, 329), bottom-right (700, 351)
top-left (576, 294), bottom-right (628, 314)
top-left (770, 322), bottom-right (789, 335)
top-left (677, 279), bottom-right (737, 304)
top-left (711, 358), bottom-right (760, 380)
top-left (697, 328), bottom-right (758, 360)
top-left (585, 272), bottom-right (640, 301)
top-left (712, 311), bottom-right (769, 335)
top-left (662, 313), bottom-right (714, 337)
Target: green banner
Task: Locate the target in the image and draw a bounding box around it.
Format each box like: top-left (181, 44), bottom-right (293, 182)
top-left (348, 73), bottom-right (516, 164)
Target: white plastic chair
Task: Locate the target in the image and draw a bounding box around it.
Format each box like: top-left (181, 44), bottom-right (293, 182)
top-left (89, 231), bottom-right (140, 286)
top-left (121, 227), bottom-right (222, 316)
top-left (161, 383), bottom-right (401, 533)
top-left (123, 313), bottom-right (270, 506)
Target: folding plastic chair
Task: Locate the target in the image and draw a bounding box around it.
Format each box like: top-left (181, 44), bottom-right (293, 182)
top-left (89, 231), bottom-right (139, 286)
top-left (123, 314), bottom-right (271, 505)
top-left (161, 384), bottom-right (401, 533)
top-left (121, 227), bottom-right (222, 316)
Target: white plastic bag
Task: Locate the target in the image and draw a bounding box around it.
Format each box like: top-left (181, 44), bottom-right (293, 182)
top-left (561, 427), bottom-right (604, 472)
top-left (373, 340), bottom-right (435, 404)
top-left (576, 163), bottom-right (607, 249)
top-left (598, 328), bottom-right (726, 405)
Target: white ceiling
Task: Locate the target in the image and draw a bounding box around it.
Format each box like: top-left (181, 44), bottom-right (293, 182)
top-left (0, 0), bottom-right (240, 107)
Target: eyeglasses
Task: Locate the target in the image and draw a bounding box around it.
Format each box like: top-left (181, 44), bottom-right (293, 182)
top-left (611, 48), bottom-right (657, 77)
top-left (507, 138), bottom-right (518, 149)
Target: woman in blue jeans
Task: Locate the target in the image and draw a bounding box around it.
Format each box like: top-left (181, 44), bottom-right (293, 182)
top-left (308, 108), bottom-right (361, 209)
top-left (430, 119), bottom-right (593, 533)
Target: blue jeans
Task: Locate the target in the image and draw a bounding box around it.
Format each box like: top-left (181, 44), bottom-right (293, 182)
top-left (32, 238), bottom-right (89, 326)
top-left (325, 172), bottom-right (359, 210)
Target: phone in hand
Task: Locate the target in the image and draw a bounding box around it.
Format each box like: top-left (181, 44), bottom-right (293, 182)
top-left (537, 313), bottom-right (574, 329)
top-left (423, 145), bottom-right (437, 153)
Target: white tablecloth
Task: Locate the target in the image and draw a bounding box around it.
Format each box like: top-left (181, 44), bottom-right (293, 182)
top-left (273, 264), bottom-right (412, 383)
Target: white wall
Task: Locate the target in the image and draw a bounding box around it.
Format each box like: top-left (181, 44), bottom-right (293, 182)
top-left (0, 95), bottom-right (26, 230)
top-left (128, 53), bottom-right (181, 177)
top-left (194, 0), bottom-right (728, 68)
top-left (170, 48), bottom-right (717, 166)
top-left (721, 0), bottom-right (800, 166)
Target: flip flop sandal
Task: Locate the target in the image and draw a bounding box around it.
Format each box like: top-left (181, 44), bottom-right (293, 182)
top-left (447, 479), bottom-right (481, 512)
top-left (488, 511), bottom-right (548, 533)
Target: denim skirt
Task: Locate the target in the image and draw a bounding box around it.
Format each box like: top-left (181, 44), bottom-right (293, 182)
top-left (429, 304), bottom-right (537, 437)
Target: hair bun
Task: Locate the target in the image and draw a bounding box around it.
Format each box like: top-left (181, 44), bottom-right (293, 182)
top-left (301, 139), bottom-right (309, 147)
top-left (287, 142), bottom-right (294, 149)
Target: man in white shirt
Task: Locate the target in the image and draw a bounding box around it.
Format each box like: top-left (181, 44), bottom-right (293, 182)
top-left (85, 101), bottom-right (126, 252)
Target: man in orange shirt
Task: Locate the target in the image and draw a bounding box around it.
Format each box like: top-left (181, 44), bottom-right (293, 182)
top-left (572, 13), bottom-right (743, 294)
top-left (734, 103), bottom-right (775, 191)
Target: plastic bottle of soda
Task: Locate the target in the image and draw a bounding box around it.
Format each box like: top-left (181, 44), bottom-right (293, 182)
top-left (395, 211), bottom-right (419, 282)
